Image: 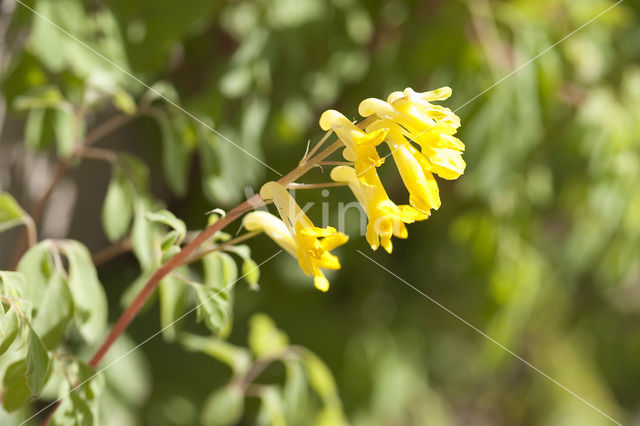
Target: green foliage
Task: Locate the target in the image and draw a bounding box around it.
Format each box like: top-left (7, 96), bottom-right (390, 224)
top-left (0, 192), bottom-right (32, 237)
top-left (59, 240), bottom-right (108, 343)
top-left (102, 167), bottom-right (134, 242)
top-left (248, 313), bottom-right (288, 358)
top-left (25, 324), bottom-right (50, 394)
top-left (200, 386), bottom-right (244, 426)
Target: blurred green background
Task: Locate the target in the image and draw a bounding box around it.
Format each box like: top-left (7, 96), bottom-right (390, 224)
top-left (1, 0), bottom-right (640, 424)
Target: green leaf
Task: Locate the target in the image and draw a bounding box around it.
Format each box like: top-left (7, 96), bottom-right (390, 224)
top-left (142, 81), bottom-right (179, 104)
top-left (256, 386), bottom-right (286, 426)
top-left (180, 333), bottom-right (251, 374)
top-left (32, 272), bottom-right (74, 349)
top-left (2, 361), bottom-right (30, 412)
top-left (155, 112), bottom-right (190, 196)
top-left (195, 286), bottom-right (231, 337)
top-left (241, 258), bottom-right (260, 289)
top-left (25, 108), bottom-right (47, 151)
top-left (146, 209), bottom-right (187, 246)
top-left (301, 350), bottom-right (340, 407)
top-left (51, 361), bottom-right (104, 426)
top-left (26, 324), bottom-right (50, 394)
top-left (0, 192), bottom-right (28, 234)
top-left (283, 361), bottom-right (308, 423)
top-left (101, 334), bottom-right (151, 408)
top-left (111, 89), bottom-right (137, 115)
top-left (53, 108), bottom-right (76, 157)
top-left (159, 269), bottom-right (188, 342)
top-left (200, 386), bottom-right (244, 426)
top-left (13, 85), bottom-right (65, 110)
top-left (119, 153), bottom-right (150, 192)
top-left (248, 313), bottom-right (289, 359)
top-left (0, 305), bottom-right (20, 355)
top-left (132, 198), bottom-right (161, 270)
top-left (17, 242), bottom-right (54, 307)
top-left (102, 167), bottom-right (134, 242)
top-left (202, 251), bottom-right (238, 295)
top-left (226, 245), bottom-right (260, 289)
top-left (53, 392), bottom-right (94, 426)
top-left (60, 240), bottom-right (108, 343)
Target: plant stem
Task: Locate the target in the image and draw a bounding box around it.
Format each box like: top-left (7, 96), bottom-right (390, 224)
top-left (286, 182), bottom-right (347, 190)
top-left (88, 126), bottom-right (357, 368)
top-left (299, 129), bottom-right (332, 165)
top-left (184, 231), bottom-right (261, 265)
top-left (92, 238), bottom-right (133, 266)
top-left (316, 161), bottom-right (353, 166)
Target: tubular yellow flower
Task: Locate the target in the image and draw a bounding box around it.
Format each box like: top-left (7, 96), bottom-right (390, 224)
top-left (358, 87), bottom-right (466, 213)
top-left (243, 211), bottom-right (297, 256)
top-left (330, 166), bottom-right (428, 253)
top-left (359, 87), bottom-right (465, 180)
top-left (367, 120), bottom-right (442, 213)
top-left (319, 109), bottom-right (388, 186)
top-left (259, 181), bottom-right (348, 292)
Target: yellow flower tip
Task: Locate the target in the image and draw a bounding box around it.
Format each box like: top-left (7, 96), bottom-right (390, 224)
top-left (314, 274), bottom-right (330, 292)
top-left (404, 86), bottom-right (452, 102)
top-left (330, 165), bottom-right (355, 182)
top-left (342, 147), bottom-right (357, 162)
top-left (387, 91), bottom-right (405, 104)
top-left (381, 237), bottom-right (393, 254)
top-left (430, 149), bottom-right (466, 180)
top-left (319, 109), bottom-right (343, 131)
top-left (358, 98), bottom-right (394, 118)
top-left (259, 181), bottom-right (283, 201)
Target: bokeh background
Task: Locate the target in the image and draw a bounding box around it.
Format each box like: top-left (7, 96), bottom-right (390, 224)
top-left (1, 0), bottom-right (640, 424)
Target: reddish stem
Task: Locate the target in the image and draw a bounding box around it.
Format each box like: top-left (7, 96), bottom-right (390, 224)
top-left (88, 198), bottom-right (257, 367)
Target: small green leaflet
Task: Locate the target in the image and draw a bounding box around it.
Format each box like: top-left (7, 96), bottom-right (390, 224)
top-left (26, 324), bottom-right (50, 394)
top-left (59, 240), bottom-right (108, 343)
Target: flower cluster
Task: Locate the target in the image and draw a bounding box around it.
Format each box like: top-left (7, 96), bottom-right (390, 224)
top-left (244, 87), bottom-right (464, 291)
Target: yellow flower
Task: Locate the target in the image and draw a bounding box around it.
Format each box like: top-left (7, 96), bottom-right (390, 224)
top-left (319, 109), bottom-right (388, 186)
top-left (358, 87), bottom-right (466, 213)
top-left (258, 182), bottom-right (348, 292)
top-left (367, 120), bottom-right (442, 213)
top-left (243, 211), bottom-right (297, 256)
top-left (330, 166), bottom-right (428, 253)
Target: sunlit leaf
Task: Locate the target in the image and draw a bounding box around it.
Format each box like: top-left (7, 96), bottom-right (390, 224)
top-left (26, 324), bottom-right (50, 394)
top-left (248, 313), bottom-right (288, 359)
top-left (132, 198), bottom-right (162, 270)
top-left (283, 361), bottom-right (308, 423)
top-left (111, 89), bottom-right (137, 114)
top-left (180, 333), bottom-right (251, 374)
top-left (145, 209), bottom-right (186, 246)
top-left (0, 192), bottom-right (29, 234)
top-left (0, 305), bottom-right (20, 355)
top-left (200, 385), bottom-right (244, 426)
top-left (59, 240), bottom-right (108, 343)
top-left (256, 386), bottom-right (286, 426)
top-left (155, 112), bottom-right (190, 196)
top-left (53, 108), bottom-right (76, 157)
top-left (2, 361), bottom-right (31, 412)
top-left (159, 268), bottom-right (188, 342)
top-left (195, 286), bottom-right (231, 337)
top-left (102, 167), bottom-right (134, 242)
top-left (32, 272), bottom-right (74, 349)
top-left (13, 85), bottom-right (65, 110)
top-left (17, 242), bottom-right (54, 307)
top-left (301, 350), bottom-right (340, 407)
